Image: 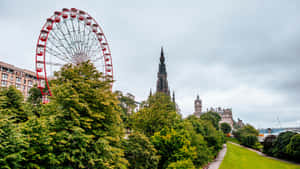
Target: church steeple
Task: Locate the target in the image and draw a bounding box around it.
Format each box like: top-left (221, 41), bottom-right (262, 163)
top-left (156, 46), bottom-right (170, 96)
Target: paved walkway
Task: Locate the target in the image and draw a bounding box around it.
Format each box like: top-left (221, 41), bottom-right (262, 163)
top-left (207, 144), bottom-right (227, 169)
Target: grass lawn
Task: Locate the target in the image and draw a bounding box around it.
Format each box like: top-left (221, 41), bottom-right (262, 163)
top-left (224, 137), bottom-right (240, 144)
top-left (219, 143), bottom-right (300, 169)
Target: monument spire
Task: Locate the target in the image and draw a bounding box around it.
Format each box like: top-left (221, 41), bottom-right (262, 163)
top-left (156, 46), bottom-right (170, 96)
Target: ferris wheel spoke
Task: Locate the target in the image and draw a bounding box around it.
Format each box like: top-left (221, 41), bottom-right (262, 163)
top-left (54, 22), bottom-right (77, 56)
top-left (77, 19), bottom-right (82, 52)
top-left (82, 29), bottom-right (93, 54)
top-left (87, 45), bottom-right (102, 59)
top-left (63, 20), bottom-right (76, 46)
top-left (47, 38), bottom-right (74, 61)
top-left (80, 22), bottom-right (87, 53)
top-left (48, 31), bottom-right (73, 57)
top-left (86, 37), bottom-right (99, 55)
top-left (45, 61), bottom-right (64, 66)
top-left (91, 55), bottom-right (104, 63)
top-left (46, 47), bottom-right (73, 63)
top-left (70, 19), bottom-right (79, 51)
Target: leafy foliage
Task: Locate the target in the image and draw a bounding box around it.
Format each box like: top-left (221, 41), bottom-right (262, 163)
top-left (271, 131), bottom-right (297, 159)
top-left (200, 111), bottom-right (221, 130)
top-left (0, 62), bottom-right (128, 168)
top-left (0, 86), bottom-right (27, 123)
top-left (286, 134), bottom-right (300, 161)
top-left (131, 92), bottom-right (180, 137)
top-left (115, 91), bottom-right (137, 132)
top-left (220, 123), bottom-right (232, 134)
top-left (0, 62), bottom-right (227, 168)
top-left (26, 85), bottom-right (42, 105)
top-left (233, 124), bottom-right (260, 149)
top-left (166, 159), bottom-right (195, 169)
top-left (151, 128), bottom-right (197, 169)
top-left (122, 132), bottom-right (159, 169)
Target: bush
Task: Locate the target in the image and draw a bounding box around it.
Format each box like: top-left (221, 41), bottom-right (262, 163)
top-left (233, 124), bottom-right (259, 149)
top-left (272, 131), bottom-right (297, 159)
top-left (122, 132), bottom-right (159, 169)
top-left (151, 128), bottom-right (197, 169)
top-left (286, 134), bottom-right (300, 162)
top-left (166, 159), bottom-right (195, 169)
top-left (200, 111), bottom-right (221, 130)
top-left (220, 123), bottom-right (232, 134)
top-left (241, 134), bottom-right (258, 147)
top-left (262, 135), bottom-right (276, 155)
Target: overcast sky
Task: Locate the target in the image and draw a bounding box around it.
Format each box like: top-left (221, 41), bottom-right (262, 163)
top-left (1, 0), bottom-right (300, 128)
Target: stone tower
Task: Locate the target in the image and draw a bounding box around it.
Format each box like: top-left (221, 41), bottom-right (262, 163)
top-left (156, 47), bottom-right (170, 96)
top-left (194, 95), bottom-right (202, 117)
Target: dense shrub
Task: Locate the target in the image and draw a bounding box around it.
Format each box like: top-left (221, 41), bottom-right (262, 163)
top-left (200, 111), bottom-right (221, 130)
top-left (233, 124), bottom-right (260, 149)
top-left (241, 134), bottom-right (258, 147)
top-left (131, 93), bottom-right (181, 137)
top-left (166, 159), bottom-right (195, 169)
top-left (221, 122), bottom-right (232, 134)
top-left (286, 134), bottom-right (300, 162)
top-left (122, 132), bottom-right (159, 169)
top-left (262, 135), bottom-right (277, 155)
top-left (272, 131), bottom-right (297, 159)
top-left (151, 128), bottom-right (197, 169)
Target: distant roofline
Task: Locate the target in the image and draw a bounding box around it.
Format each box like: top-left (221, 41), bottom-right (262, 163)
top-left (0, 61), bottom-right (36, 76)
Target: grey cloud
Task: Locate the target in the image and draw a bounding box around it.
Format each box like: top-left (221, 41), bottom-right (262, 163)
top-left (1, 0), bottom-right (300, 128)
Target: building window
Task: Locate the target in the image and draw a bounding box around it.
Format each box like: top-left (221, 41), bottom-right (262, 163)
top-left (16, 77), bottom-right (21, 83)
top-left (1, 80), bottom-right (7, 87)
top-left (16, 83), bottom-right (21, 89)
top-left (10, 76), bottom-right (14, 81)
top-left (24, 79), bottom-right (26, 84)
top-left (28, 86), bottom-right (31, 93)
top-left (28, 80), bottom-right (33, 86)
top-left (2, 73), bottom-right (8, 80)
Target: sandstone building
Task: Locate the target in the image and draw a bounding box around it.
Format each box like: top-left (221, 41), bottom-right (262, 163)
top-left (193, 95), bottom-right (234, 128)
top-left (0, 61), bottom-right (37, 98)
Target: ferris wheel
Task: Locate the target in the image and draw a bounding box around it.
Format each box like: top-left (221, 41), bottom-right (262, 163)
top-left (35, 8), bottom-right (113, 103)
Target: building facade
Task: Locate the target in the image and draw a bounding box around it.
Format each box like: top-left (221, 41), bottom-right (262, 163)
top-left (0, 61), bottom-right (37, 98)
top-left (193, 95), bottom-right (234, 128)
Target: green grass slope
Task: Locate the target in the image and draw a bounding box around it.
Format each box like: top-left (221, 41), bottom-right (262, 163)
top-left (220, 143), bottom-right (300, 169)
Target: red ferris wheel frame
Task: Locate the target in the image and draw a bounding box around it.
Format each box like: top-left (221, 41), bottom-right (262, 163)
top-left (35, 8), bottom-right (113, 103)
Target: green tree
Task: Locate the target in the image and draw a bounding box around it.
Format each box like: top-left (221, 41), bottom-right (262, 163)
top-left (26, 85), bottom-right (42, 105)
top-left (115, 91), bottom-right (137, 132)
top-left (48, 62), bottom-right (127, 168)
top-left (122, 132), bottom-right (159, 169)
top-left (151, 128), bottom-right (197, 169)
top-left (233, 124), bottom-right (260, 149)
top-left (0, 117), bottom-right (27, 168)
top-left (181, 116), bottom-right (214, 167)
top-left (166, 159), bottom-right (195, 169)
top-left (200, 111), bottom-right (221, 130)
top-left (0, 86), bottom-right (27, 123)
top-left (220, 123), bottom-right (232, 134)
top-left (132, 93), bottom-right (181, 137)
top-left (286, 134), bottom-right (300, 161)
top-left (272, 131), bottom-right (297, 159)
top-left (15, 62), bottom-right (128, 168)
